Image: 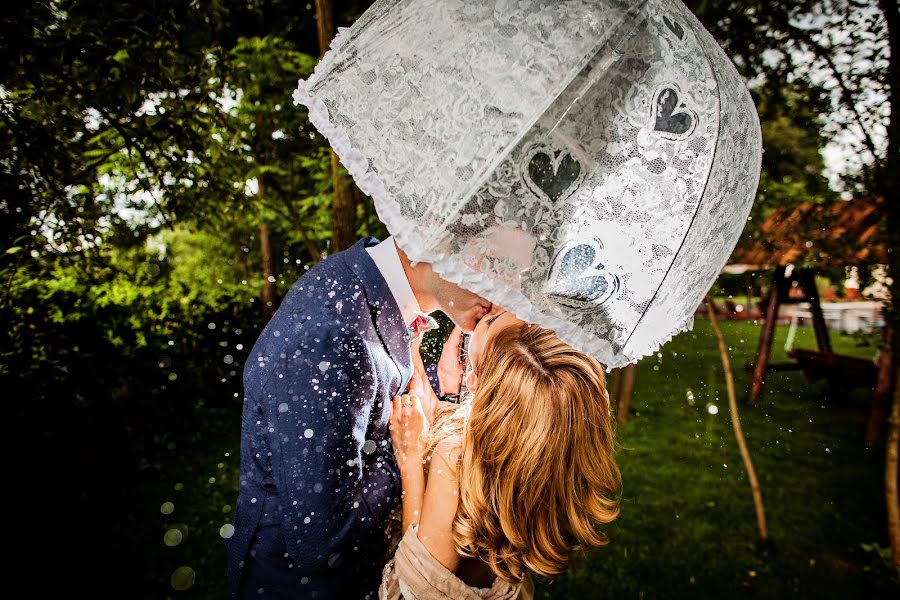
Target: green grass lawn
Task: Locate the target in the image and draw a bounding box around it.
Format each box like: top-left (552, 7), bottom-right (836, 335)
top-left (538, 319), bottom-right (898, 599)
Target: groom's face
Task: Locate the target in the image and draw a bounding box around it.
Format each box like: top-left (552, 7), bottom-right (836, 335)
top-left (425, 273), bottom-right (492, 333)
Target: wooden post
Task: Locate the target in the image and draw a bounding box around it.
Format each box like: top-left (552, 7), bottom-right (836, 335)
top-left (749, 267), bottom-right (784, 405)
top-left (800, 269), bottom-right (832, 354)
top-left (609, 368), bottom-right (623, 406)
top-left (867, 326), bottom-right (894, 445)
top-left (617, 363), bottom-right (637, 423)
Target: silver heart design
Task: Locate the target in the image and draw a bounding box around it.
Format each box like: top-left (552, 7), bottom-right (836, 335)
top-left (662, 15), bottom-right (685, 40)
top-left (650, 85), bottom-right (697, 141)
top-left (522, 142), bottom-right (585, 205)
top-left (547, 240), bottom-right (619, 310)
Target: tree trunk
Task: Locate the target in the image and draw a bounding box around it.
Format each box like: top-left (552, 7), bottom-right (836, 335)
top-left (330, 152), bottom-right (357, 251)
top-left (258, 177), bottom-right (277, 321)
top-left (887, 365), bottom-right (900, 568)
top-left (259, 221), bottom-right (277, 320)
top-left (707, 297), bottom-right (769, 540)
top-left (315, 0), bottom-right (358, 252)
top-left (868, 327), bottom-right (894, 444)
top-left (878, 0), bottom-right (900, 567)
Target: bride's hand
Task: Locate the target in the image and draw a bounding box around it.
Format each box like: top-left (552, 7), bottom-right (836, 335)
top-left (408, 337), bottom-right (440, 422)
top-left (390, 394), bottom-right (428, 473)
top-left (436, 326), bottom-right (466, 395)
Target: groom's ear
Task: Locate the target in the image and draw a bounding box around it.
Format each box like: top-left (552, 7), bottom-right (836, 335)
top-left (466, 369), bottom-right (478, 393)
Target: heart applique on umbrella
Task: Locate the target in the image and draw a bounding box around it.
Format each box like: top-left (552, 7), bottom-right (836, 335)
top-left (294, 0), bottom-right (762, 368)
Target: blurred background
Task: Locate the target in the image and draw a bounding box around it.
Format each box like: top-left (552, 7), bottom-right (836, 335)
top-left (2, 0), bottom-right (898, 597)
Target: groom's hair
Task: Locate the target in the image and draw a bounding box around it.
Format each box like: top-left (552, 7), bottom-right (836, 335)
top-left (450, 324), bottom-right (621, 583)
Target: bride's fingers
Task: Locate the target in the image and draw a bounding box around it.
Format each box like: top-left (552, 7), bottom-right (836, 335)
top-left (390, 396), bottom-right (403, 427)
top-left (444, 326), bottom-right (463, 355)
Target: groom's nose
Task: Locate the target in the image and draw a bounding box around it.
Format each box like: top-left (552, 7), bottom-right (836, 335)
top-left (478, 304), bottom-right (501, 320)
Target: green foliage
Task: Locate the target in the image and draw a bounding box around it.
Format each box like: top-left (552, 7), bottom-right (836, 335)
top-left (685, 0), bottom-right (890, 248)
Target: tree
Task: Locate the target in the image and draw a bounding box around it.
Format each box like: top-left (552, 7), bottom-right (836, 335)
top-left (220, 35), bottom-right (327, 317)
top-left (314, 0), bottom-right (363, 252)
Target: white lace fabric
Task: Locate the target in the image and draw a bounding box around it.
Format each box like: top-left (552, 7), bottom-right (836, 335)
top-left (294, 0), bottom-right (761, 368)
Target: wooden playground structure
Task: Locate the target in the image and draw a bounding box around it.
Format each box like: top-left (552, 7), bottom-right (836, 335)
top-left (612, 198), bottom-right (892, 444)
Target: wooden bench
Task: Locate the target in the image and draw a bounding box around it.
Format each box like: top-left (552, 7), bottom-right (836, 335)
top-left (787, 348), bottom-right (878, 393)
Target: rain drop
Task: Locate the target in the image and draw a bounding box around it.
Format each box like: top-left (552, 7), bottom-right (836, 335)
top-left (171, 566), bottom-right (196, 591)
top-left (164, 528), bottom-right (183, 546)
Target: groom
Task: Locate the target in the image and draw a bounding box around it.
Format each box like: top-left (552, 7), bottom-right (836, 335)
top-left (227, 236), bottom-right (490, 599)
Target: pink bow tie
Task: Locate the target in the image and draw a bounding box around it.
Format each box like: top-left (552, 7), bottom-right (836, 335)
top-left (407, 314), bottom-right (438, 342)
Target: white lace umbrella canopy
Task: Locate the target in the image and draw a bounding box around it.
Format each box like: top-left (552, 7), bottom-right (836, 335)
top-left (293, 0), bottom-right (761, 368)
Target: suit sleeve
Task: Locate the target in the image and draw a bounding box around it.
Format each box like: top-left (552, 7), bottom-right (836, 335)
top-left (262, 318), bottom-right (399, 571)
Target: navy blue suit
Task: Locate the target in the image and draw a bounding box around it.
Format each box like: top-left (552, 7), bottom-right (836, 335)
top-left (227, 238), bottom-right (412, 599)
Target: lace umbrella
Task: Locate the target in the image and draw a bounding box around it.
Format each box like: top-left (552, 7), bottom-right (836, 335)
top-left (293, 0), bottom-right (761, 368)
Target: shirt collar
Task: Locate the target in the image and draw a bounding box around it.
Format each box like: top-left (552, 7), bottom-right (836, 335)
top-left (365, 236), bottom-right (422, 327)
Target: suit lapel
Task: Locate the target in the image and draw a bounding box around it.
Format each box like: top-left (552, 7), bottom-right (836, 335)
top-left (342, 238), bottom-right (413, 389)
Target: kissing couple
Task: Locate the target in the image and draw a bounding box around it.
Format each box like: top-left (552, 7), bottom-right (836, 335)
top-left (226, 236), bottom-right (621, 599)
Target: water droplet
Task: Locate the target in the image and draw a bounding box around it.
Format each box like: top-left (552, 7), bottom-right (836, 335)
top-left (279, 403), bottom-right (289, 413)
top-left (318, 361), bottom-right (330, 373)
top-left (707, 404), bottom-right (718, 415)
top-left (164, 528), bottom-right (183, 546)
top-left (219, 524), bottom-right (235, 539)
top-left (160, 502), bottom-right (175, 515)
top-left (304, 429), bottom-right (314, 438)
top-left (171, 566), bottom-right (196, 591)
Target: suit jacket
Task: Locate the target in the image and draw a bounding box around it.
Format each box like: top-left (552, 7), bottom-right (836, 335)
top-left (227, 238), bottom-right (413, 599)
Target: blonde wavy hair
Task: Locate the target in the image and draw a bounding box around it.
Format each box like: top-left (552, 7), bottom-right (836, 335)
top-left (427, 322), bottom-right (621, 584)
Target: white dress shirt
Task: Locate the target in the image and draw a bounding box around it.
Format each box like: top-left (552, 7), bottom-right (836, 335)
top-left (366, 236), bottom-right (422, 328)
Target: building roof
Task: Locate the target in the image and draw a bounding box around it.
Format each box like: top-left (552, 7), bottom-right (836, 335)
top-left (729, 198), bottom-right (887, 268)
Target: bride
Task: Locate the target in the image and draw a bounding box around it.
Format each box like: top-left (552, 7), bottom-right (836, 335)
top-left (381, 309), bottom-right (621, 599)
